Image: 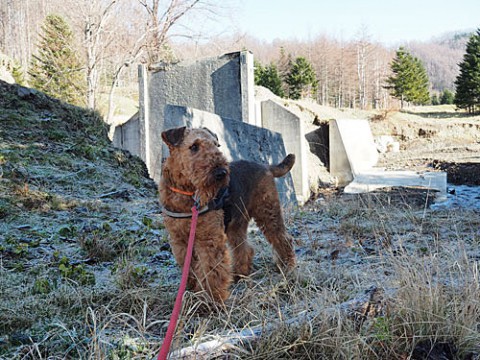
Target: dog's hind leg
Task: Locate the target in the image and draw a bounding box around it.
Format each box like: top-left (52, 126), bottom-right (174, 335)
top-left (250, 178), bottom-right (296, 271)
top-left (226, 217), bottom-right (255, 280)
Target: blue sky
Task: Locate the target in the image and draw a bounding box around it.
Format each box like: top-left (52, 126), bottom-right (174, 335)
top-left (226, 0), bottom-right (480, 45)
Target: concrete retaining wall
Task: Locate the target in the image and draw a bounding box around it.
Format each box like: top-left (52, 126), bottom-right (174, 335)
top-left (261, 100), bottom-right (309, 203)
top-left (147, 52), bottom-right (253, 124)
top-left (114, 51), bottom-right (255, 182)
top-left (163, 105), bottom-right (297, 206)
top-left (112, 112), bottom-right (141, 156)
top-left (112, 51), bottom-right (312, 206)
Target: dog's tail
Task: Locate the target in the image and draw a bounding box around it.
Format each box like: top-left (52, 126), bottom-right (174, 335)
top-left (269, 154), bottom-right (295, 178)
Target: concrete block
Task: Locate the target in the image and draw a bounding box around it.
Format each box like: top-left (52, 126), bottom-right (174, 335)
top-left (240, 51), bottom-right (256, 126)
top-left (344, 170), bottom-right (447, 200)
top-left (329, 118), bottom-right (447, 199)
top-left (163, 105), bottom-right (297, 207)
top-left (144, 50), bottom-right (253, 126)
top-left (137, 51), bottom-right (255, 186)
top-left (112, 112), bottom-right (141, 158)
top-left (329, 119), bottom-right (379, 185)
top-left (261, 100), bottom-right (309, 204)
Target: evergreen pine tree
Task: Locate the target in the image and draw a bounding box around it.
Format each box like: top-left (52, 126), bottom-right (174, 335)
top-left (29, 14), bottom-right (85, 106)
top-left (412, 57), bottom-right (430, 104)
top-left (440, 89), bottom-right (455, 104)
top-left (12, 62), bottom-right (26, 86)
top-left (286, 57), bottom-right (318, 100)
top-left (277, 47), bottom-right (292, 97)
top-left (431, 94), bottom-right (439, 105)
top-left (386, 47), bottom-right (430, 107)
top-left (254, 61), bottom-right (285, 98)
top-left (254, 60), bottom-right (264, 85)
top-left (454, 29), bottom-right (480, 114)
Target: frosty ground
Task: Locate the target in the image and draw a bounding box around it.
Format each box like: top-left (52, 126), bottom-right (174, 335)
top-left (1, 81), bottom-right (480, 359)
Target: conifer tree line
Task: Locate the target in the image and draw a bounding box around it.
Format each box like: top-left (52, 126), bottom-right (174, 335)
top-left (0, 0), bottom-right (478, 114)
top-left (252, 30), bottom-right (480, 113)
top-left (254, 46), bottom-right (432, 108)
top-left (255, 54), bottom-right (318, 100)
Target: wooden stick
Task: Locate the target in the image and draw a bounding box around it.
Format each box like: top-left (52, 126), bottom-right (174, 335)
top-left (166, 286), bottom-right (387, 359)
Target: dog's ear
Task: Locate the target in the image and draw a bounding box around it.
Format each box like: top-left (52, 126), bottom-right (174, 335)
top-left (162, 126), bottom-right (186, 148)
top-left (202, 127), bottom-right (219, 142)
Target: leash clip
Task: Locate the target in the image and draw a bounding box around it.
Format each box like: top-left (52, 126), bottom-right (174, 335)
top-left (192, 191), bottom-right (201, 210)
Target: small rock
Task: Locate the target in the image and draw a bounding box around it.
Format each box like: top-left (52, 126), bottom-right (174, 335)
top-left (17, 86), bottom-right (37, 99)
top-left (160, 242), bottom-right (171, 251)
top-left (153, 250), bottom-right (173, 261)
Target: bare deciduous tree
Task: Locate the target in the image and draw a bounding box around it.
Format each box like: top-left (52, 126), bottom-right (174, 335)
top-left (355, 27), bottom-right (371, 110)
top-left (104, 3), bottom-right (148, 123)
top-left (0, 0), bottom-right (467, 114)
top-left (63, 0), bottom-right (120, 110)
top-left (139, 0), bottom-right (206, 65)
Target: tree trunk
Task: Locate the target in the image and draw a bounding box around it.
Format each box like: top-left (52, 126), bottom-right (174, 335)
top-left (106, 65), bottom-right (125, 124)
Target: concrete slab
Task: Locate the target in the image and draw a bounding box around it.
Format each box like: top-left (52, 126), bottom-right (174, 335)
top-left (329, 119), bottom-right (379, 185)
top-left (329, 118), bottom-right (447, 199)
top-left (261, 100), bottom-right (309, 204)
top-left (344, 169), bottom-right (447, 200)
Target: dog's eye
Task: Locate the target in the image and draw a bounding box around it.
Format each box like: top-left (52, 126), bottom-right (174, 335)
top-left (190, 143), bottom-right (199, 153)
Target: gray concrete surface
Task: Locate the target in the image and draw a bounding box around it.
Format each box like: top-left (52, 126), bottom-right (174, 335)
top-left (344, 170), bottom-right (447, 199)
top-left (261, 100), bottom-right (310, 203)
top-left (330, 119), bottom-right (447, 198)
top-left (112, 51), bottom-right (306, 206)
top-left (163, 105), bottom-right (297, 207)
top-left (330, 119), bottom-right (379, 185)
top-left (114, 51), bottom-right (255, 182)
top-left (112, 112), bottom-right (141, 156)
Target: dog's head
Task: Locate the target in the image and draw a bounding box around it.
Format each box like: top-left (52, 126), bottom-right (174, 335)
top-left (161, 126), bottom-right (230, 204)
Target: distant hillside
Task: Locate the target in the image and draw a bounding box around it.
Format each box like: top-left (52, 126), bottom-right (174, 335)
top-left (436, 30), bottom-right (472, 50)
top-left (408, 31), bottom-right (472, 92)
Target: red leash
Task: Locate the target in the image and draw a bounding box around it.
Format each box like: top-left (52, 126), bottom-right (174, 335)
top-left (157, 204), bottom-right (199, 360)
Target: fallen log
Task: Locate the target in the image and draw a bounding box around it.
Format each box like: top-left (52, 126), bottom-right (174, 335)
top-left (164, 286), bottom-right (388, 360)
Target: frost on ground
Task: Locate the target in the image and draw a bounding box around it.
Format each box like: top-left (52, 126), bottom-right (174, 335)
top-left (1, 81), bottom-right (480, 359)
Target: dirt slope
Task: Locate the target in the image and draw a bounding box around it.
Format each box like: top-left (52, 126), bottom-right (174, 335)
top-left (0, 80), bottom-right (176, 357)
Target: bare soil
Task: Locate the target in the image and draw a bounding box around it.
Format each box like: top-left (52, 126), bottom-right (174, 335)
top-left (369, 106), bottom-right (480, 184)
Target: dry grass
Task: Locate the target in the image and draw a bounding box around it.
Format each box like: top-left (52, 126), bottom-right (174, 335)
top-left (2, 80), bottom-right (480, 359)
top-left (4, 188), bottom-right (480, 359)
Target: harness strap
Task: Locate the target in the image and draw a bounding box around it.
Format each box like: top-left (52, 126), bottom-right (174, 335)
top-left (162, 186), bottom-right (229, 218)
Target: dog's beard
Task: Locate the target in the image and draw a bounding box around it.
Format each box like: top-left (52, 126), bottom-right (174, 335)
top-left (192, 171), bottom-right (229, 206)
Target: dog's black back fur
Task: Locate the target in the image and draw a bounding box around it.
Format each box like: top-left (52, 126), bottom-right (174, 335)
top-left (223, 160), bottom-right (266, 227)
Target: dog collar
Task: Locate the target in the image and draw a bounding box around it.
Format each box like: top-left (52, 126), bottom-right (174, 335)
top-left (162, 186), bottom-right (229, 219)
top-left (168, 186), bottom-right (195, 196)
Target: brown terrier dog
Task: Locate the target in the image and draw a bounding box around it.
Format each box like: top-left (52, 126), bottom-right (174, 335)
top-left (159, 126), bottom-right (296, 302)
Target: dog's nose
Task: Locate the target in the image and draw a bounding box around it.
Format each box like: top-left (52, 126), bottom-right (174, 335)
top-left (214, 168), bottom-right (227, 181)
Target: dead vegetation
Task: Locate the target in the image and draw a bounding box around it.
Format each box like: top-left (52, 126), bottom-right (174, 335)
top-left (1, 81), bottom-right (480, 359)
